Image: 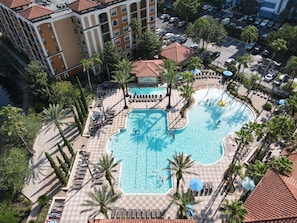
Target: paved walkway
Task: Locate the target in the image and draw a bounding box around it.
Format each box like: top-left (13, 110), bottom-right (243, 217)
top-left (24, 73), bottom-right (275, 222)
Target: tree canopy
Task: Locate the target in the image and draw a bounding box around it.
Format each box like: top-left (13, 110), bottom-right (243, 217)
top-left (173, 0), bottom-right (201, 21)
top-left (137, 31), bottom-right (162, 60)
top-left (50, 81), bottom-right (79, 107)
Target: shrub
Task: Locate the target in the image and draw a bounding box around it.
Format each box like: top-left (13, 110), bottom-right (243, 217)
top-left (263, 102), bottom-right (272, 111)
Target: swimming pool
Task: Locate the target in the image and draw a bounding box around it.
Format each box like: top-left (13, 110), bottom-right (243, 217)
top-left (107, 89), bottom-right (254, 194)
top-left (129, 87), bottom-right (166, 95)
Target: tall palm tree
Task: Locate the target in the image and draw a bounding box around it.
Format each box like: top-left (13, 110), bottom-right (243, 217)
top-left (179, 84), bottom-right (195, 107)
top-left (112, 68), bottom-right (135, 109)
top-left (269, 38), bottom-right (287, 61)
top-left (284, 56), bottom-right (297, 88)
top-left (241, 25), bottom-right (258, 54)
top-left (164, 152), bottom-right (197, 194)
top-left (181, 71), bottom-right (195, 87)
top-left (269, 156), bottom-right (293, 176)
top-left (42, 104), bottom-right (72, 136)
top-left (81, 185), bottom-right (121, 219)
top-left (115, 58), bottom-right (135, 96)
top-left (246, 160), bottom-right (269, 184)
top-left (171, 187), bottom-right (199, 218)
top-left (80, 53), bottom-right (102, 90)
top-left (219, 199), bottom-right (248, 223)
top-left (186, 57), bottom-right (202, 71)
top-left (161, 59), bottom-right (179, 109)
top-left (97, 155), bottom-right (121, 194)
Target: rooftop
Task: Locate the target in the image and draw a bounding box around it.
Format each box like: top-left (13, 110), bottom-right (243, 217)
top-left (131, 60), bottom-right (164, 77)
top-left (160, 42), bottom-right (195, 64)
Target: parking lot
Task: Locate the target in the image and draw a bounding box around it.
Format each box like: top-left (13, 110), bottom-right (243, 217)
top-left (156, 16), bottom-right (284, 90)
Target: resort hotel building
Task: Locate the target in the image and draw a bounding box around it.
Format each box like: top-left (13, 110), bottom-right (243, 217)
top-left (0, 0), bottom-right (157, 79)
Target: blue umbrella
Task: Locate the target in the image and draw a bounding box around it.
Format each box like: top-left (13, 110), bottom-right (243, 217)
top-left (278, 99), bottom-right (286, 106)
top-left (189, 178), bottom-right (203, 191)
top-left (242, 177), bottom-right (255, 191)
top-left (193, 69), bottom-right (201, 75)
top-left (223, 70), bottom-right (233, 77)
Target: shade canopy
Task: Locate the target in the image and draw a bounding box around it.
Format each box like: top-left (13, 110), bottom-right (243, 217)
top-left (223, 70), bottom-right (233, 77)
top-left (278, 99), bottom-right (286, 106)
top-left (242, 176), bottom-right (255, 191)
top-left (193, 69), bottom-right (201, 75)
top-left (189, 178), bottom-right (203, 191)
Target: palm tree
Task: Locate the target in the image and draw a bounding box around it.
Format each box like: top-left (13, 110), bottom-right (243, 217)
top-left (179, 84), bottom-right (195, 107)
top-left (96, 155), bottom-right (121, 194)
top-left (219, 199), bottom-right (248, 223)
top-left (269, 38), bottom-right (287, 61)
top-left (237, 54), bottom-right (253, 75)
top-left (111, 66), bottom-right (135, 109)
top-left (81, 185), bottom-right (121, 218)
top-left (42, 104), bottom-right (72, 136)
top-left (181, 71), bottom-right (195, 87)
top-left (286, 94), bottom-right (297, 117)
top-left (241, 25), bottom-right (258, 54)
top-left (186, 57), bottom-right (202, 71)
top-left (114, 58), bottom-right (135, 96)
top-left (161, 59), bottom-right (179, 109)
top-left (284, 56), bottom-right (297, 88)
top-left (80, 53), bottom-right (102, 90)
top-left (269, 156), bottom-right (293, 176)
top-left (171, 187), bottom-right (199, 218)
top-left (164, 152), bottom-right (197, 194)
top-left (246, 160), bottom-right (269, 184)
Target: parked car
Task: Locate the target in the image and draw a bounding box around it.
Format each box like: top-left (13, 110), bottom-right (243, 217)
top-left (264, 72), bottom-right (277, 82)
top-left (190, 44), bottom-right (199, 49)
top-left (176, 35), bottom-right (187, 44)
top-left (202, 4), bottom-right (212, 10)
top-left (267, 21), bottom-right (274, 29)
top-left (246, 42), bottom-right (256, 51)
top-left (160, 14), bottom-right (170, 20)
top-left (169, 17), bottom-right (179, 23)
top-left (211, 51), bottom-right (220, 60)
top-left (279, 74), bottom-right (289, 83)
top-left (177, 21), bottom-right (186, 28)
top-left (260, 19), bottom-right (270, 27)
top-left (254, 18), bottom-right (262, 25)
top-left (252, 45), bottom-right (263, 55)
top-left (224, 58), bottom-right (235, 66)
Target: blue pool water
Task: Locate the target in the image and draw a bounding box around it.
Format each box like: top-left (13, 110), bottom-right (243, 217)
top-left (129, 87), bottom-right (166, 95)
top-left (107, 89), bottom-right (254, 194)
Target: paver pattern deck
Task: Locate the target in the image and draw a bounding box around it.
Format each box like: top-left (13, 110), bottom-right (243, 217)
top-left (24, 73), bottom-right (276, 223)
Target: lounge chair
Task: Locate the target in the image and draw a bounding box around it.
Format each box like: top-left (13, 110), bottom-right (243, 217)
top-left (151, 209), bottom-right (156, 219)
top-left (127, 209), bottom-right (132, 219)
top-left (155, 209), bottom-right (161, 218)
top-left (111, 209), bottom-right (117, 219)
top-left (132, 209), bottom-right (137, 219)
top-left (146, 210), bottom-right (151, 219)
top-left (208, 182), bottom-right (214, 195)
top-left (116, 209), bottom-right (125, 219)
top-left (203, 182), bottom-right (210, 196)
top-left (141, 210), bottom-right (146, 219)
top-left (136, 209), bottom-right (142, 219)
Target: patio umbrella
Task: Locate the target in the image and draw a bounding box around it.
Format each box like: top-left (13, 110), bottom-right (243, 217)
top-left (242, 177), bottom-right (255, 191)
top-left (278, 99), bottom-right (286, 106)
top-left (189, 178), bottom-right (203, 191)
top-left (193, 69), bottom-right (201, 75)
top-left (223, 70), bottom-right (233, 77)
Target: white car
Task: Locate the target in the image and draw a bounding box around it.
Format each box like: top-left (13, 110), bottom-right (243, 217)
top-left (224, 58), bottom-right (235, 66)
top-left (169, 17), bottom-right (179, 23)
top-left (190, 44), bottom-right (199, 49)
top-left (160, 14), bottom-right (170, 20)
top-left (260, 19), bottom-right (270, 27)
top-left (264, 72), bottom-right (277, 82)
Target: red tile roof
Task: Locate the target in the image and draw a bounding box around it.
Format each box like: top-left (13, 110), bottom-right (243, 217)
top-left (0, 0), bottom-right (31, 8)
top-left (67, 0), bottom-right (100, 12)
top-left (89, 220), bottom-right (196, 223)
top-left (131, 60), bottom-right (164, 77)
top-left (160, 43), bottom-right (195, 64)
top-left (244, 153), bottom-right (297, 223)
top-left (19, 5), bottom-right (53, 20)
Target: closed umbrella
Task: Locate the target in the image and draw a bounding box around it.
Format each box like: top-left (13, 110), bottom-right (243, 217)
top-left (186, 204), bottom-right (195, 217)
top-left (193, 69), bottom-right (201, 75)
top-left (278, 99), bottom-right (286, 106)
top-left (189, 178), bottom-right (203, 191)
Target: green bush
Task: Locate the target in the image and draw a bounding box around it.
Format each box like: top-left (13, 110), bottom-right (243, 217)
top-left (263, 102), bottom-right (272, 111)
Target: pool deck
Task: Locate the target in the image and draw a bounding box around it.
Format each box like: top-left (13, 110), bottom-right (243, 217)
top-left (29, 74), bottom-right (274, 223)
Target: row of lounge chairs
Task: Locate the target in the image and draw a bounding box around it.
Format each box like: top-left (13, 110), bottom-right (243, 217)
top-left (72, 151), bottom-right (91, 190)
top-left (196, 72), bottom-right (221, 80)
top-left (129, 94), bottom-right (163, 103)
top-left (194, 182), bottom-right (214, 196)
top-left (110, 209), bottom-right (164, 219)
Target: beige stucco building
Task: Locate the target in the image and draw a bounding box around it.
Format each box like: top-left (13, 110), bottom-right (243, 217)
top-left (0, 0), bottom-right (156, 79)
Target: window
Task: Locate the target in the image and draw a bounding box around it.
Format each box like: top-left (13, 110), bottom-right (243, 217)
top-left (150, 16), bottom-right (154, 22)
top-left (149, 6), bottom-right (154, 12)
top-left (150, 25), bottom-right (155, 30)
top-left (111, 9), bottom-right (117, 16)
top-left (112, 20), bottom-right (118, 26)
top-left (114, 38), bottom-right (121, 45)
top-left (113, 29), bottom-right (120, 37)
top-left (141, 10), bottom-right (146, 18)
top-left (123, 26), bottom-right (129, 33)
top-left (124, 35), bottom-right (129, 41)
top-left (99, 13), bottom-right (108, 23)
top-left (130, 3), bottom-right (137, 12)
top-left (103, 33), bottom-right (110, 43)
top-left (125, 44), bottom-right (131, 50)
top-left (121, 5), bottom-right (127, 13)
top-left (101, 24), bottom-right (109, 33)
top-left (122, 16), bottom-right (128, 23)
top-left (71, 17), bottom-right (75, 23)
